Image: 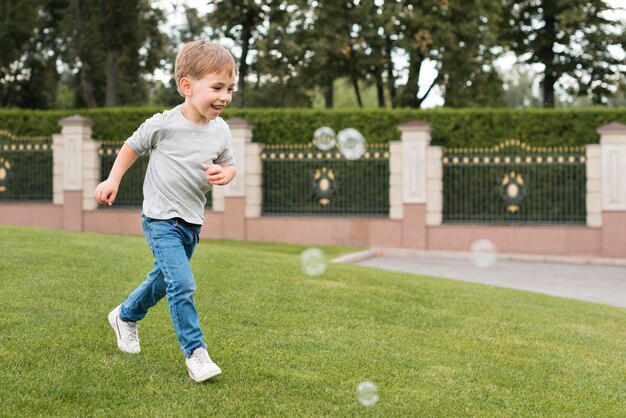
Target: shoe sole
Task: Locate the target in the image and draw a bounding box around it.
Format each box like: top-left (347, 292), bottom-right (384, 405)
top-left (187, 366), bottom-right (222, 383)
top-left (108, 307), bottom-right (140, 354)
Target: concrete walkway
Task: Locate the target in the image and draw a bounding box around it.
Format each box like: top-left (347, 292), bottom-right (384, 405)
top-left (339, 250), bottom-right (626, 309)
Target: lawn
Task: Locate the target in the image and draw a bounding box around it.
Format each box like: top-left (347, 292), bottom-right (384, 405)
top-left (1, 225), bottom-right (625, 417)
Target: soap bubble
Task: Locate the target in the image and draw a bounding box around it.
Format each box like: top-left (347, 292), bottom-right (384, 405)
top-left (356, 381), bottom-right (379, 406)
top-left (313, 127), bottom-right (337, 151)
top-left (337, 128), bottom-right (366, 160)
top-left (300, 247), bottom-right (327, 276)
top-left (470, 239), bottom-right (498, 268)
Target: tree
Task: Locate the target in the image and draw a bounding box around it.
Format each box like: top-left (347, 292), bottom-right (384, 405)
top-left (0, 0), bottom-right (52, 108)
top-left (203, 0), bottom-right (508, 109)
top-left (438, 0), bottom-right (505, 107)
top-left (501, 0), bottom-right (626, 107)
top-left (205, 0), bottom-right (269, 107)
top-left (61, 0), bottom-right (168, 107)
top-left (500, 63), bottom-right (543, 107)
top-left (249, 0), bottom-right (314, 107)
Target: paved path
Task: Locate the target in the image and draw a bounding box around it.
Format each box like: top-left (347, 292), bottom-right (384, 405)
top-left (353, 253), bottom-right (626, 309)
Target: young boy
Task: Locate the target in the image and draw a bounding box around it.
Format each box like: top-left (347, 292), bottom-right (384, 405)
top-left (94, 40), bottom-right (237, 383)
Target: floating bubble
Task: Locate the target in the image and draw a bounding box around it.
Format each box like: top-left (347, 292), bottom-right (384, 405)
top-left (313, 126), bottom-right (337, 151)
top-left (300, 247), bottom-right (327, 276)
top-left (356, 381), bottom-right (379, 406)
top-left (337, 128), bottom-right (366, 160)
top-left (470, 239), bottom-right (498, 268)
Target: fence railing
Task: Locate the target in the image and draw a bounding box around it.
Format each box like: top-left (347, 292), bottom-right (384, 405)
top-left (442, 140), bottom-right (587, 224)
top-left (0, 130), bottom-right (53, 202)
top-left (98, 142), bottom-right (212, 209)
top-left (261, 143), bottom-right (389, 216)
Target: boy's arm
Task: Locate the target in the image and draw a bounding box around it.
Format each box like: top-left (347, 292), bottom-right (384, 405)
top-left (94, 144), bottom-right (140, 206)
top-left (205, 164), bottom-right (237, 186)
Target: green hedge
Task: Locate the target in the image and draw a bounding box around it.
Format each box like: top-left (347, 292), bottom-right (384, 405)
top-left (0, 107), bottom-right (625, 146)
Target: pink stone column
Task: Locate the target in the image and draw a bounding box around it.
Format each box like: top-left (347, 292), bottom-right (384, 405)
top-left (597, 122), bottom-right (626, 258)
top-left (54, 115), bottom-right (98, 232)
top-left (223, 118), bottom-right (256, 240)
top-left (397, 120), bottom-right (432, 249)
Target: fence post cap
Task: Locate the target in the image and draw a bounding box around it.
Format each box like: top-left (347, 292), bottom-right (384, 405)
top-left (58, 114), bottom-right (95, 127)
top-left (596, 122), bottom-right (626, 134)
top-left (227, 117), bottom-right (255, 128)
top-left (397, 119), bottom-right (431, 131)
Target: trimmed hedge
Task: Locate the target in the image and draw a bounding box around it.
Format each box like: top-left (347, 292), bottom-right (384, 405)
top-left (0, 107), bottom-right (625, 146)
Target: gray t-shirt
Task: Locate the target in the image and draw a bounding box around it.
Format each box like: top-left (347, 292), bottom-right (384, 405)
top-left (125, 105), bottom-right (235, 225)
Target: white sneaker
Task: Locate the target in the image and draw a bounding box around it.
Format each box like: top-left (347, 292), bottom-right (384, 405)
top-left (108, 305), bottom-right (140, 353)
top-left (186, 347), bottom-right (222, 382)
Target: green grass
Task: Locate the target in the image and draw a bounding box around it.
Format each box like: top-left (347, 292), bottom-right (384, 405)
top-left (1, 225), bottom-right (625, 417)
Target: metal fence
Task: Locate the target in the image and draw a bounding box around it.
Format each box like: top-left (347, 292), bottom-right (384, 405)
top-left (442, 139), bottom-right (587, 224)
top-left (0, 130), bottom-right (53, 202)
top-left (261, 143), bottom-right (389, 216)
top-left (99, 142), bottom-right (212, 209)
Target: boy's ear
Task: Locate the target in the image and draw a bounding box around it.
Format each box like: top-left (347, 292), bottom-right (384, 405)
top-left (179, 77), bottom-right (193, 96)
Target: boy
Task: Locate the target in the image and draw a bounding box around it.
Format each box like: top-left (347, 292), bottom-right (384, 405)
top-left (94, 40), bottom-right (237, 383)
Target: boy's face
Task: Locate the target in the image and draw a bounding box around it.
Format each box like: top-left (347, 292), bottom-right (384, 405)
top-left (182, 71), bottom-right (236, 123)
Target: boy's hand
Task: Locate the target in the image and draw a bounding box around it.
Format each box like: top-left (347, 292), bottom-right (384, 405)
top-left (94, 179), bottom-right (119, 206)
top-left (204, 164), bottom-right (227, 185)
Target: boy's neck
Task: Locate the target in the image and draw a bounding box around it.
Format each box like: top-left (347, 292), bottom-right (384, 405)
top-left (181, 102), bottom-right (212, 125)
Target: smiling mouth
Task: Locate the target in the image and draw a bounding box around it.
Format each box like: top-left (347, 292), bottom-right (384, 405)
top-left (211, 105), bottom-right (224, 111)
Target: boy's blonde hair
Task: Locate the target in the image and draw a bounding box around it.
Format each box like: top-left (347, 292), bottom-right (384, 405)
top-left (175, 41), bottom-right (237, 96)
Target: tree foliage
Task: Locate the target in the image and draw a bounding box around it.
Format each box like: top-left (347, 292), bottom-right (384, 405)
top-left (1, 0), bottom-right (167, 109)
top-left (2, 0), bottom-right (624, 109)
top-left (500, 0), bottom-right (626, 107)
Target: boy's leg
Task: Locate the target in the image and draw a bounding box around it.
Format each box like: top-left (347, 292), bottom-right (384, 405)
top-left (142, 217), bottom-right (205, 357)
top-left (118, 215), bottom-right (170, 322)
top-left (119, 260), bottom-right (167, 322)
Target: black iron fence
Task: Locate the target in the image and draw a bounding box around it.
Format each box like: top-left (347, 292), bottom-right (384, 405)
top-left (442, 140), bottom-right (587, 224)
top-left (261, 143), bottom-right (389, 216)
top-left (99, 142), bottom-right (212, 209)
top-left (0, 130), bottom-right (53, 202)
top-left (1, 129), bottom-right (589, 226)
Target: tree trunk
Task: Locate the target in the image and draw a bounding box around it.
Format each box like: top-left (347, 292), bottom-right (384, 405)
top-left (398, 54), bottom-right (423, 108)
top-left (417, 75), bottom-right (439, 108)
top-left (351, 74), bottom-right (363, 108)
top-left (543, 69), bottom-right (555, 107)
top-left (375, 72), bottom-right (385, 108)
top-left (105, 48), bottom-right (118, 107)
top-left (324, 82), bottom-right (334, 108)
top-left (5, 0), bottom-right (11, 26)
top-left (385, 37), bottom-right (396, 107)
top-left (236, 14), bottom-right (253, 108)
top-left (75, 0), bottom-right (98, 107)
top-left (539, 8), bottom-right (557, 108)
top-left (80, 62), bottom-right (98, 108)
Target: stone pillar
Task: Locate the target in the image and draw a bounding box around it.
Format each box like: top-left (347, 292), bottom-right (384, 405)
top-left (426, 146), bottom-right (443, 226)
top-left (597, 122), bottom-right (626, 258)
top-left (211, 180), bottom-right (224, 212)
top-left (388, 140), bottom-right (403, 219)
top-left (585, 144), bottom-right (602, 227)
top-left (245, 141), bottom-right (263, 218)
top-left (399, 120), bottom-right (430, 204)
top-left (397, 120), bottom-right (432, 249)
top-left (223, 118), bottom-right (255, 239)
top-left (52, 133), bottom-right (64, 205)
top-left (54, 115), bottom-right (98, 231)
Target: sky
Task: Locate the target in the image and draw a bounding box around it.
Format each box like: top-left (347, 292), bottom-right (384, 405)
top-left (157, 0), bottom-right (626, 108)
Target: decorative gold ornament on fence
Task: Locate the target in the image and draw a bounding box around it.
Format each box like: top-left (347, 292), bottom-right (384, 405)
top-left (0, 157), bottom-right (12, 193)
top-left (312, 166), bottom-right (337, 206)
top-left (500, 171), bottom-right (527, 213)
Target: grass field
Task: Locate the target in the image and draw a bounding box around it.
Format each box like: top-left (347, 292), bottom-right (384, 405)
top-left (1, 225), bottom-right (625, 417)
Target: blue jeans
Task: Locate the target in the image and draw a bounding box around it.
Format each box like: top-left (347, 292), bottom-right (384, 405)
top-left (120, 215), bottom-right (206, 357)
